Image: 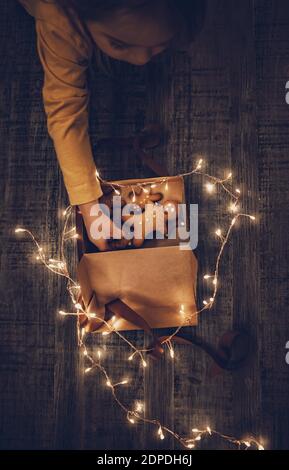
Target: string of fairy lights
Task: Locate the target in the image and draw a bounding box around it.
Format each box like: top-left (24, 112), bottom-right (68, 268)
top-left (14, 158), bottom-right (264, 450)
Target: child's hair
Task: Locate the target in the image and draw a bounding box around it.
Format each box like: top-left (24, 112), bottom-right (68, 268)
top-left (52, 0), bottom-right (207, 43)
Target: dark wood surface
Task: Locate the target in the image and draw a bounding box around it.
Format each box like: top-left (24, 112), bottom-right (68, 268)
top-left (0, 0), bottom-right (289, 450)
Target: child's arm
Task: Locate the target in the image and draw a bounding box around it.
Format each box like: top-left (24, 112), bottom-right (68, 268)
top-left (35, 19), bottom-right (103, 206)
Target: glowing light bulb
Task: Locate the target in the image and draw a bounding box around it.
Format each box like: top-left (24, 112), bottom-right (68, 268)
top-left (120, 379), bottom-right (128, 385)
top-left (170, 349), bottom-right (175, 359)
top-left (228, 203), bottom-right (239, 213)
top-left (187, 443), bottom-right (195, 449)
top-left (258, 444), bottom-right (264, 451)
top-left (106, 380), bottom-right (112, 387)
top-left (250, 215), bottom-right (256, 221)
top-left (135, 402), bottom-right (144, 412)
top-left (192, 428), bottom-right (199, 433)
top-left (205, 182), bottom-right (215, 194)
top-left (158, 426), bottom-right (165, 440)
top-left (142, 360), bottom-right (147, 368)
top-left (206, 426), bottom-right (212, 435)
top-left (215, 229), bottom-right (222, 237)
top-left (15, 228), bottom-right (26, 233)
top-left (85, 367), bottom-right (92, 373)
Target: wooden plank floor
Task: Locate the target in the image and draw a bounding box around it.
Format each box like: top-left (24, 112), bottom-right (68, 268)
top-left (0, 0), bottom-right (288, 450)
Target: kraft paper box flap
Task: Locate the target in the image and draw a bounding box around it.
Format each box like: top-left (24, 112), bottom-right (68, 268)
top-left (77, 245), bottom-right (198, 331)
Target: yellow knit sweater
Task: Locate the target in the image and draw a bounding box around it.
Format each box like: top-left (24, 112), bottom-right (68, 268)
top-left (19, 0), bottom-right (103, 205)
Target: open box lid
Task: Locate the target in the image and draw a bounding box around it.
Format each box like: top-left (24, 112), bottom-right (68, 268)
top-left (77, 244), bottom-right (198, 332)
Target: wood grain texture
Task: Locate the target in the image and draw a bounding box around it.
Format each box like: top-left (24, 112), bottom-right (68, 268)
top-left (0, 0), bottom-right (288, 450)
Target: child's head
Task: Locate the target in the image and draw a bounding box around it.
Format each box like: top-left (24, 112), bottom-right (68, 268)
top-left (56, 0), bottom-right (206, 65)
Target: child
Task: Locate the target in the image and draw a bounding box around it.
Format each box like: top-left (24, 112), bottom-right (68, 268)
top-left (19, 0), bottom-right (206, 250)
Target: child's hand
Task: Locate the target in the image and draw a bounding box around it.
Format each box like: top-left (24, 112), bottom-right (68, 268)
top-left (78, 199), bottom-right (129, 251)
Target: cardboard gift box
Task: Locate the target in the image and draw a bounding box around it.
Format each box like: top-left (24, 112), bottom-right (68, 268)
top-left (76, 175), bottom-right (198, 333)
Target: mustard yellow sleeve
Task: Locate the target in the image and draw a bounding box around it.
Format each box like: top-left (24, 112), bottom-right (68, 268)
top-left (35, 19), bottom-right (103, 205)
